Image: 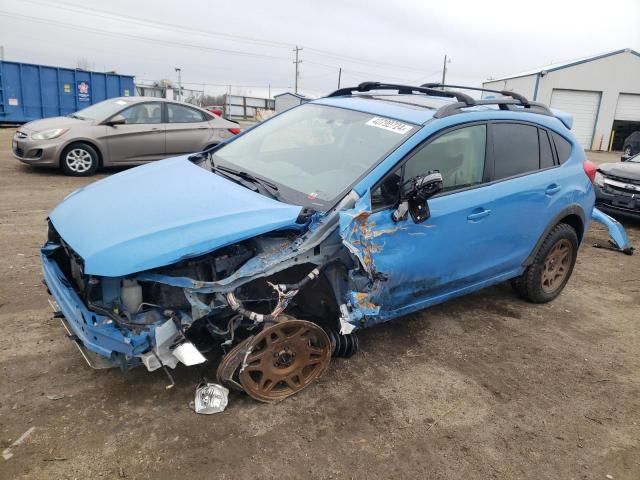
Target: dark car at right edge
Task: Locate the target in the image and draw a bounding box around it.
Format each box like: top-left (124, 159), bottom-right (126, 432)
top-left (595, 153), bottom-right (640, 219)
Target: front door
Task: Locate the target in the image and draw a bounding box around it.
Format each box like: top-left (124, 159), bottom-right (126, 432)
top-left (105, 102), bottom-right (165, 163)
top-left (342, 123), bottom-right (514, 321)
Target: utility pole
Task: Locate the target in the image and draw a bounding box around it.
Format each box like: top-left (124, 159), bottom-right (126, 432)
top-left (337, 67), bottom-right (342, 88)
top-left (441, 55), bottom-right (451, 87)
top-left (293, 46), bottom-right (303, 94)
top-left (268, 83), bottom-right (271, 99)
top-left (174, 67), bottom-right (182, 101)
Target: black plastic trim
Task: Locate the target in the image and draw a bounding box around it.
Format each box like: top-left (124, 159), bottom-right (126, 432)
top-left (522, 204), bottom-right (586, 267)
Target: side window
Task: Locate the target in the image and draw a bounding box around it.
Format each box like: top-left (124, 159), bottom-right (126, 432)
top-left (551, 132), bottom-right (572, 164)
top-left (405, 125), bottom-right (487, 191)
top-left (492, 123), bottom-right (539, 180)
top-left (167, 104), bottom-right (206, 123)
top-left (371, 124), bottom-right (487, 210)
top-left (539, 129), bottom-right (555, 169)
top-left (119, 103), bottom-right (162, 124)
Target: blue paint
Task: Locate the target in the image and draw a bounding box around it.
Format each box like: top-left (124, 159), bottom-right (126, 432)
top-left (49, 156), bottom-right (303, 276)
top-left (41, 244), bottom-right (151, 361)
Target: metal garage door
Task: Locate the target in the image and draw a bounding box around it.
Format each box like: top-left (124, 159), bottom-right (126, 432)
top-left (614, 94), bottom-right (640, 121)
top-left (550, 89), bottom-right (601, 149)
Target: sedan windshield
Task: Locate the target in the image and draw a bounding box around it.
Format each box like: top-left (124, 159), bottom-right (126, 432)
top-left (212, 104), bottom-right (416, 209)
top-left (71, 98), bottom-right (134, 120)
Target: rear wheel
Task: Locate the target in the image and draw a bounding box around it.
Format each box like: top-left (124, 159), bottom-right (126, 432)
top-left (61, 143), bottom-right (99, 176)
top-left (511, 223), bottom-right (578, 303)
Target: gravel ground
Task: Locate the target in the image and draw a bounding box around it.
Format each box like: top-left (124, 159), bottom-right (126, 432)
top-left (0, 127), bottom-right (639, 480)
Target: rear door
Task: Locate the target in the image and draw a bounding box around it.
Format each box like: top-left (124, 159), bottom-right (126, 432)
top-left (481, 122), bottom-right (565, 273)
top-left (164, 103), bottom-right (214, 155)
top-left (104, 102), bottom-right (165, 163)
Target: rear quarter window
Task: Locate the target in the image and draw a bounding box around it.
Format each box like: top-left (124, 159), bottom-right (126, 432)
top-left (551, 132), bottom-right (572, 164)
top-left (539, 129), bottom-right (555, 169)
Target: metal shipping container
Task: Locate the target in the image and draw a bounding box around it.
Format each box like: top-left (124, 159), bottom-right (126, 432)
top-left (0, 60), bottom-right (135, 124)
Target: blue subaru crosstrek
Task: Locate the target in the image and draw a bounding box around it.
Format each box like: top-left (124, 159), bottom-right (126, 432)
top-left (41, 82), bottom-right (631, 402)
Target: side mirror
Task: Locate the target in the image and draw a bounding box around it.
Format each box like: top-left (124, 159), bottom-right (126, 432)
top-left (106, 114), bottom-right (126, 127)
top-left (392, 171), bottom-right (443, 224)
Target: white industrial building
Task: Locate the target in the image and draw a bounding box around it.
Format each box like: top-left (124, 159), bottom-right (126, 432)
top-left (483, 49), bottom-right (640, 151)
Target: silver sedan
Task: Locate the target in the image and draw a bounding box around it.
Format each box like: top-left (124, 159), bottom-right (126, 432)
top-left (12, 96), bottom-right (240, 176)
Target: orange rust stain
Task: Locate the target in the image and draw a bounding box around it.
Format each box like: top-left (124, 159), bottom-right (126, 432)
top-left (353, 292), bottom-right (377, 310)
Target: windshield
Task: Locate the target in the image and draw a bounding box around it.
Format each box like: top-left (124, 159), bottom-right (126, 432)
top-left (212, 104), bottom-right (416, 209)
top-left (71, 98), bottom-right (134, 120)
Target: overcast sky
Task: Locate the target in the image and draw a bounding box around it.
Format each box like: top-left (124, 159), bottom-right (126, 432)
top-left (1, 0), bottom-right (639, 99)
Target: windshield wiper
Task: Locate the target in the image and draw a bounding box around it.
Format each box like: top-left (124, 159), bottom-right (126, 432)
top-left (209, 160), bottom-right (280, 200)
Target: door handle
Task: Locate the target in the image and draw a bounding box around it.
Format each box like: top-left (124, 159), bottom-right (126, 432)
top-left (545, 184), bottom-right (561, 196)
top-left (467, 208), bottom-right (491, 222)
top-left (150, 128), bottom-right (162, 133)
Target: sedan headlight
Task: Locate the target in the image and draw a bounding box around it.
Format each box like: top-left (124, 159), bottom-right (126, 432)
top-left (31, 128), bottom-right (69, 140)
top-left (594, 171), bottom-right (604, 187)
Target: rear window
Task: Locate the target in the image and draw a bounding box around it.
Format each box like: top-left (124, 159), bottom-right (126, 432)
top-left (551, 132), bottom-right (572, 164)
top-left (492, 123), bottom-right (540, 180)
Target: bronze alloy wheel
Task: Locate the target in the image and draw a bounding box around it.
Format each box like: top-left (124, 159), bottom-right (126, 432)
top-left (239, 319), bottom-right (331, 403)
top-left (541, 238), bottom-right (573, 294)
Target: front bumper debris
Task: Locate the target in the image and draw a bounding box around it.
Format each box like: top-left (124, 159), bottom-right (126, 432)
top-left (591, 207), bottom-right (634, 255)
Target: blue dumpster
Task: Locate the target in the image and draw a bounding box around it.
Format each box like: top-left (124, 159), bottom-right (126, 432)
top-left (0, 60), bottom-right (135, 124)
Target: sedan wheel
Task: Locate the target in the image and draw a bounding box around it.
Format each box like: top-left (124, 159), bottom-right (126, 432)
top-left (61, 143), bottom-right (99, 176)
top-left (624, 146), bottom-right (632, 156)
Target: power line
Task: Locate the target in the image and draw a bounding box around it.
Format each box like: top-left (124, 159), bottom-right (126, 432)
top-left (19, 0), bottom-right (431, 75)
top-left (0, 11), bottom-right (292, 62)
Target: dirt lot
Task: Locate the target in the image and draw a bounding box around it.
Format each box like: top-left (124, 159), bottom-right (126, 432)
top-left (1, 127), bottom-right (639, 480)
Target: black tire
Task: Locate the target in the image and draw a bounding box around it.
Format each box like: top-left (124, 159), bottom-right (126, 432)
top-left (60, 142), bottom-right (100, 176)
top-left (511, 223), bottom-right (578, 304)
top-left (624, 145), bottom-right (633, 157)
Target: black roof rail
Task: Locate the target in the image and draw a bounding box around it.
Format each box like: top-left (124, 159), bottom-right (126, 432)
top-left (326, 81), bottom-right (476, 106)
top-left (421, 83), bottom-right (530, 106)
top-left (433, 98), bottom-right (554, 119)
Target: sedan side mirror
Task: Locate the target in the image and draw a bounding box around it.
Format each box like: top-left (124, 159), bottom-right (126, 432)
top-left (392, 171), bottom-right (444, 224)
top-left (106, 114), bottom-right (126, 127)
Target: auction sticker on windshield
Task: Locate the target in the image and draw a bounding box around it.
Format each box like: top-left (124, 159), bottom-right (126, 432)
top-left (365, 117), bottom-right (413, 135)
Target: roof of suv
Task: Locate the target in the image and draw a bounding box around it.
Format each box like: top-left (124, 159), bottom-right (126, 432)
top-left (312, 83), bottom-right (570, 131)
top-left (313, 94), bottom-right (457, 125)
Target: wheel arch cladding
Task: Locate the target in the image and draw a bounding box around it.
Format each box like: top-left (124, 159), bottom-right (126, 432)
top-left (523, 205), bottom-right (585, 267)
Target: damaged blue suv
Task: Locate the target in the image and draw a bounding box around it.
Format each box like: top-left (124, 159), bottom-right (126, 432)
top-left (42, 82), bottom-right (631, 402)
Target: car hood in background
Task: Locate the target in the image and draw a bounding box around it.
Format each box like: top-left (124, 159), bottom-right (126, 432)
top-left (49, 157), bottom-right (304, 276)
top-left (599, 162), bottom-right (640, 181)
top-left (20, 116), bottom-right (89, 132)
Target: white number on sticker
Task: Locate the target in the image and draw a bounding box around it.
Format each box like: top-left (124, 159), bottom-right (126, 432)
top-left (365, 117), bottom-right (413, 135)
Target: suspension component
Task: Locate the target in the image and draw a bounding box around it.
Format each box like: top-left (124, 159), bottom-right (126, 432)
top-left (325, 328), bottom-right (359, 358)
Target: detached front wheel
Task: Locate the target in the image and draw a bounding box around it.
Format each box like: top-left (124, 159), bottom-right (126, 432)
top-left (61, 143), bottom-right (99, 176)
top-left (512, 223), bottom-right (578, 303)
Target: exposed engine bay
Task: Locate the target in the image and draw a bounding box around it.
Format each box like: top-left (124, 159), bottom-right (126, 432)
top-left (43, 197), bottom-right (367, 402)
